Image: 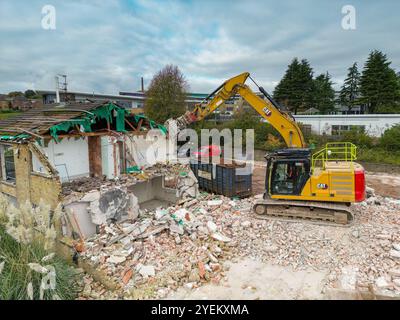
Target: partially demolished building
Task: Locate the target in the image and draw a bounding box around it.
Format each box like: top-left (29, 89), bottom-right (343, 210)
top-left (0, 101), bottom-right (174, 220)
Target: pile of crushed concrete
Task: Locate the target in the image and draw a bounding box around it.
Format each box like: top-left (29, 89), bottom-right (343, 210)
top-left (79, 193), bottom-right (253, 299)
top-left (61, 163), bottom-right (199, 236)
top-left (62, 163), bottom-right (196, 197)
top-left (78, 185), bottom-right (400, 299)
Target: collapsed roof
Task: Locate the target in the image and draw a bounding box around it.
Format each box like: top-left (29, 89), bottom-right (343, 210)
top-left (0, 101), bottom-right (166, 143)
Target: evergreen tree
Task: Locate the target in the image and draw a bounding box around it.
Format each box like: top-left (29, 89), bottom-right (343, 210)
top-left (360, 50), bottom-right (400, 113)
top-left (339, 62), bottom-right (360, 112)
top-left (273, 58), bottom-right (314, 114)
top-left (313, 72), bottom-right (335, 114)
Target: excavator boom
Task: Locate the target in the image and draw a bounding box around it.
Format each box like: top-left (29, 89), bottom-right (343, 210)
top-left (188, 72), bottom-right (305, 148)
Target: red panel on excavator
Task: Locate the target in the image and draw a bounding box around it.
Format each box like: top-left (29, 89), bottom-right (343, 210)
top-left (354, 168), bottom-right (366, 202)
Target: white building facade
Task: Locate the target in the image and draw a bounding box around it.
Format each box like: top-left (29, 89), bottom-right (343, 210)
top-left (294, 114), bottom-right (400, 137)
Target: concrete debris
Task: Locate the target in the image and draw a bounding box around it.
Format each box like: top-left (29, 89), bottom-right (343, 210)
top-left (79, 188), bottom-right (400, 299)
top-left (62, 162), bottom-right (196, 197)
top-left (339, 266), bottom-right (358, 290)
top-left (62, 163), bottom-right (198, 230)
top-left (389, 250), bottom-right (400, 259)
top-left (211, 232), bottom-right (232, 243)
top-left (128, 194), bottom-right (140, 220)
top-left (80, 192), bottom-right (252, 298)
top-left (389, 269), bottom-right (400, 277)
top-left (375, 276), bottom-right (391, 289)
top-left (207, 199), bottom-right (223, 206)
top-left (176, 170), bottom-right (199, 199)
top-left (169, 222), bottom-right (184, 235)
top-left (107, 255), bottom-right (126, 264)
top-left (393, 243), bottom-right (400, 251)
top-left (137, 264), bottom-right (156, 278)
top-left (206, 221), bottom-right (217, 233)
top-left (241, 220), bottom-right (251, 228)
top-left (366, 186), bottom-right (375, 198)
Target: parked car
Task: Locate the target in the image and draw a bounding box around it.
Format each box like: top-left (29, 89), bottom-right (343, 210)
top-left (193, 145), bottom-right (221, 157)
top-left (177, 144), bottom-right (222, 159)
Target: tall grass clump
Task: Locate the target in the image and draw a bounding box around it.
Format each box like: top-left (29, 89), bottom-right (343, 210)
top-left (0, 195), bottom-right (79, 300)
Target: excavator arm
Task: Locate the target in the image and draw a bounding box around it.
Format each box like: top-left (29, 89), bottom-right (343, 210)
top-left (179, 72), bottom-right (305, 148)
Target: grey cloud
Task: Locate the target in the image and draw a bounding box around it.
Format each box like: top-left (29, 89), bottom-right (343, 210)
top-left (0, 0), bottom-right (399, 94)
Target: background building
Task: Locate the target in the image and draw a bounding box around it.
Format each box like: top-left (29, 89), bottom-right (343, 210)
top-left (293, 114), bottom-right (400, 137)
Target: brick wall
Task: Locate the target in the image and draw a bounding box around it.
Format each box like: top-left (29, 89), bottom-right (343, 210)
top-left (0, 143), bottom-right (61, 209)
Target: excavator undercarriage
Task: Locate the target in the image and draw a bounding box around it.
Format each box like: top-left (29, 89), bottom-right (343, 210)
top-left (253, 199), bottom-right (354, 225)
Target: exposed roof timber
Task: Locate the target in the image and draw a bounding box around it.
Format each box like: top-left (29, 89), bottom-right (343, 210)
top-left (0, 101), bottom-right (164, 142)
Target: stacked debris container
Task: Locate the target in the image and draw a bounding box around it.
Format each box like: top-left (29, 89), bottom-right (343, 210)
top-left (190, 160), bottom-right (252, 198)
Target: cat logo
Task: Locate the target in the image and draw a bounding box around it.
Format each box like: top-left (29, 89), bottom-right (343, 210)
top-left (263, 107), bottom-right (272, 117)
top-left (317, 183), bottom-right (328, 189)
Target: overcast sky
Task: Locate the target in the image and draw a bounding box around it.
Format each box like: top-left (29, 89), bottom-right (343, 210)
top-left (0, 0), bottom-right (399, 95)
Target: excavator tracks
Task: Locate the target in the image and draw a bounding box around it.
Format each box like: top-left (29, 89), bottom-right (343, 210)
top-left (253, 199), bottom-right (354, 226)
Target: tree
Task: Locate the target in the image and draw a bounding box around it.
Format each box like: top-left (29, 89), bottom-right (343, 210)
top-left (273, 58), bottom-right (314, 114)
top-left (24, 90), bottom-right (36, 99)
top-left (339, 62), bottom-right (360, 112)
top-left (7, 91), bottom-right (24, 98)
top-left (313, 72), bottom-right (335, 114)
top-left (360, 50), bottom-right (400, 113)
top-left (380, 124), bottom-right (400, 151)
top-left (144, 65), bottom-right (188, 123)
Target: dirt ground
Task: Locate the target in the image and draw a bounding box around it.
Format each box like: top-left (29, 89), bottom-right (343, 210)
top-left (168, 258), bottom-right (327, 300)
top-left (365, 173), bottom-right (400, 199)
top-left (252, 165), bottom-right (266, 195)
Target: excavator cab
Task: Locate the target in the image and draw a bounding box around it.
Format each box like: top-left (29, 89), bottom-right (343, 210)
top-left (265, 149), bottom-right (311, 198)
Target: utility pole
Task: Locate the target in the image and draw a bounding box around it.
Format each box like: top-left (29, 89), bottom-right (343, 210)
top-left (55, 74), bottom-right (68, 103)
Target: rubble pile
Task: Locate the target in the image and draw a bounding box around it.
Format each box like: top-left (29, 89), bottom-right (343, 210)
top-left (62, 163), bottom-right (193, 197)
top-left (61, 163), bottom-right (198, 231)
top-left (79, 185), bottom-right (400, 299)
top-left (225, 190), bottom-right (400, 296)
top-left (80, 193), bottom-right (253, 299)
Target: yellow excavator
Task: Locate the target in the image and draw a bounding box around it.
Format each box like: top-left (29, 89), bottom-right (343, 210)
top-left (174, 72), bottom-right (366, 224)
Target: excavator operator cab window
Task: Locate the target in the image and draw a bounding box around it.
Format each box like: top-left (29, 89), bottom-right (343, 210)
top-left (270, 160), bottom-right (309, 196)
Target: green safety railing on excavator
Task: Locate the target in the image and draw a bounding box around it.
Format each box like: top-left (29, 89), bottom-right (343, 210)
top-left (311, 142), bottom-right (357, 171)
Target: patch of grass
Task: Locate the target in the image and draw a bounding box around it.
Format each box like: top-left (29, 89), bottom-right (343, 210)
top-left (0, 111), bottom-right (21, 120)
top-left (357, 148), bottom-right (400, 165)
top-left (0, 226), bottom-right (80, 300)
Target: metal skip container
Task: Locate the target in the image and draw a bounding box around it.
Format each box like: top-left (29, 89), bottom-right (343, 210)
top-left (189, 160), bottom-right (252, 198)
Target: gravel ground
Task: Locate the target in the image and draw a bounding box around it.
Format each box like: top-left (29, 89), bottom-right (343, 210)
top-left (77, 187), bottom-right (400, 300)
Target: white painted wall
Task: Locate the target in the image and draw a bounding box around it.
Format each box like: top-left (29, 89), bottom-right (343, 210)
top-left (33, 137), bottom-right (89, 182)
top-left (294, 114), bottom-right (400, 137)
